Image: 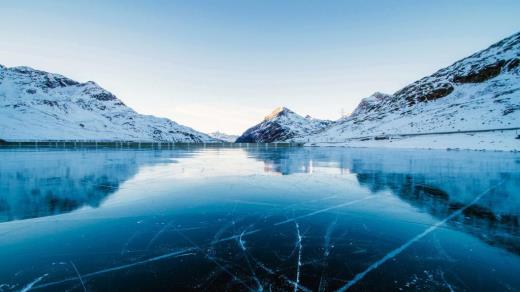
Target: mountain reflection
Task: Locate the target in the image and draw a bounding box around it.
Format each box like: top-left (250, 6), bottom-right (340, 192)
top-left (245, 147), bottom-right (520, 255)
top-left (0, 150), bottom-right (186, 222)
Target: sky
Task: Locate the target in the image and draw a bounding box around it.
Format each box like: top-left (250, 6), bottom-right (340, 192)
top-left (1, 1), bottom-right (519, 135)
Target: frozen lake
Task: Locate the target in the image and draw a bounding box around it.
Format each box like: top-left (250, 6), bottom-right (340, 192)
top-left (0, 147), bottom-right (519, 291)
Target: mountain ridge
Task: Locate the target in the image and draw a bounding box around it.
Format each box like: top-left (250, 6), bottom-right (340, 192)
top-left (0, 65), bottom-right (218, 142)
top-left (2, 31), bottom-right (519, 149)
top-left (300, 31), bottom-right (520, 149)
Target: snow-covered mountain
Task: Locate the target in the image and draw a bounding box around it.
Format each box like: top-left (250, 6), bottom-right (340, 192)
top-left (0, 65), bottom-right (218, 142)
top-left (236, 107), bottom-right (333, 143)
top-left (209, 131), bottom-right (239, 142)
top-left (304, 32), bottom-right (520, 150)
top-left (349, 92), bottom-right (393, 117)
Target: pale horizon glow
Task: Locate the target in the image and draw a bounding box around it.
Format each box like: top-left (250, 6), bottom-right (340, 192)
top-left (1, 0), bottom-right (519, 134)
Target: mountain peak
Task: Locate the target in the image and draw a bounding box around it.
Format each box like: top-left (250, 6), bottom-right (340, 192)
top-left (369, 92), bottom-right (391, 100)
top-left (350, 92), bottom-right (392, 117)
top-left (237, 107), bottom-right (332, 143)
top-left (265, 106), bottom-right (294, 120)
top-left (361, 92), bottom-right (392, 104)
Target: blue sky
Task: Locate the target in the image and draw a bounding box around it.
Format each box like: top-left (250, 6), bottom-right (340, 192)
top-left (1, 0), bottom-right (519, 134)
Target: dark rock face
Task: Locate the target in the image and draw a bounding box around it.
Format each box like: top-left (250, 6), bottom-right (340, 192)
top-left (416, 85), bottom-right (454, 103)
top-left (43, 74), bottom-right (80, 89)
top-left (507, 58), bottom-right (520, 70)
top-left (236, 122), bottom-right (291, 143)
top-left (10, 66), bottom-right (80, 90)
top-left (400, 83), bottom-right (455, 106)
top-left (182, 132), bottom-right (206, 143)
top-left (42, 100), bottom-right (59, 107)
top-left (453, 60), bottom-right (506, 83)
top-left (91, 92), bottom-right (117, 101)
top-left (503, 105), bottom-right (519, 116)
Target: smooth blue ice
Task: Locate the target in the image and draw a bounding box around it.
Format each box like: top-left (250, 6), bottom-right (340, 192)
top-left (0, 147), bottom-right (519, 291)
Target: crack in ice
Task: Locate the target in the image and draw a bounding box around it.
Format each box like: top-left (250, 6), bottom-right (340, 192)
top-left (236, 225), bottom-right (263, 291)
top-left (145, 220), bottom-right (176, 251)
top-left (294, 222), bottom-right (303, 292)
top-left (32, 249), bottom-right (196, 290)
top-left (275, 195), bottom-right (377, 226)
top-left (175, 228), bottom-right (255, 291)
top-left (336, 181), bottom-right (505, 291)
top-left (20, 274), bottom-right (48, 292)
top-left (318, 218), bottom-right (337, 292)
top-left (70, 261), bottom-right (87, 292)
top-left (215, 229), bottom-right (261, 244)
top-left (120, 230), bottom-right (140, 255)
top-left (440, 271), bottom-right (455, 292)
top-left (244, 234), bottom-right (312, 292)
top-left (324, 218), bottom-right (337, 257)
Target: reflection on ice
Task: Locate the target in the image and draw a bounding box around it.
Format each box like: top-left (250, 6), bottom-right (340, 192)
top-left (248, 147), bottom-right (520, 255)
top-left (0, 150), bottom-right (191, 222)
top-left (0, 147), bottom-right (519, 291)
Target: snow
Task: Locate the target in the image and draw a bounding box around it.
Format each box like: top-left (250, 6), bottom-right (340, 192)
top-left (2, 32), bottom-right (519, 149)
top-left (0, 65), bottom-right (218, 142)
top-left (310, 130), bottom-right (520, 151)
top-left (297, 32), bottom-right (520, 151)
top-left (306, 72), bottom-right (520, 139)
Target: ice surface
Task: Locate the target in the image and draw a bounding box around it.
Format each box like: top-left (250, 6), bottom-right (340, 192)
top-left (0, 147), bottom-right (519, 291)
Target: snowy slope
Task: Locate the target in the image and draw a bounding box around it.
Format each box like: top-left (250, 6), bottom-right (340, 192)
top-left (304, 32), bottom-right (520, 148)
top-left (209, 131), bottom-right (239, 142)
top-left (236, 107), bottom-right (333, 143)
top-left (0, 65), bottom-right (218, 142)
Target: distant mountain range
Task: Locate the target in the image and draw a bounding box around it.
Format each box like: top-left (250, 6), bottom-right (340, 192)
top-left (0, 65), bottom-right (217, 142)
top-left (2, 32), bottom-right (519, 150)
top-left (209, 131), bottom-right (239, 142)
top-left (236, 32), bottom-right (520, 150)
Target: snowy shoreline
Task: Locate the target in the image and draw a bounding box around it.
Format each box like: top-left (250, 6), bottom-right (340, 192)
top-left (307, 130), bottom-right (520, 152)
